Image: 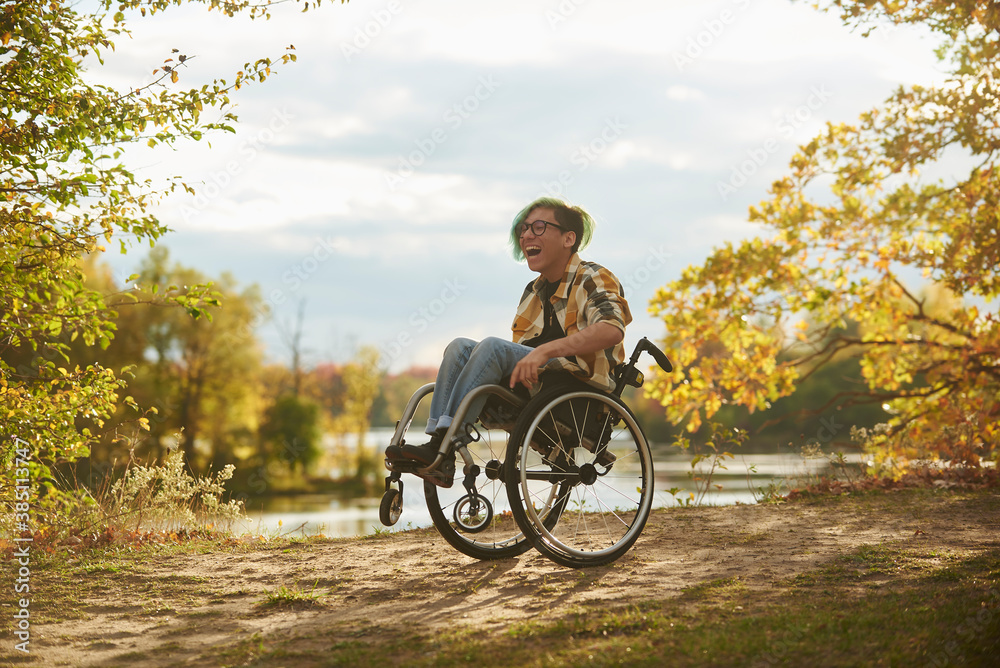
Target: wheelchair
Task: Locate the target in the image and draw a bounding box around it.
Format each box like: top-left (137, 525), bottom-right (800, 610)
top-left (379, 337), bottom-right (673, 568)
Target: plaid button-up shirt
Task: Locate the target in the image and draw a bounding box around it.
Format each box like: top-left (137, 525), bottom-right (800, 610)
top-left (511, 253), bottom-right (632, 392)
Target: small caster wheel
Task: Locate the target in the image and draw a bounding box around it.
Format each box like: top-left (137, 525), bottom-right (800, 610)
top-left (453, 493), bottom-right (492, 533)
top-left (379, 488), bottom-right (403, 526)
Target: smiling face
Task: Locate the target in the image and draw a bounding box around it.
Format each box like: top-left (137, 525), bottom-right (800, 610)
top-left (520, 207), bottom-right (576, 283)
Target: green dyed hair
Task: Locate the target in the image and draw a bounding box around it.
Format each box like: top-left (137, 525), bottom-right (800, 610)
top-left (508, 197), bottom-right (595, 262)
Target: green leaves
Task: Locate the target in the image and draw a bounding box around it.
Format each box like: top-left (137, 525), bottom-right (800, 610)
top-left (1, 0), bottom-right (348, 500)
top-left (651, 0), bottom-right (1000, 471)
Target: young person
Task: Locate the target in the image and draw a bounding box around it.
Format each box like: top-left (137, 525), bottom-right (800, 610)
top-left (385, 197), bottom-right (632, 464)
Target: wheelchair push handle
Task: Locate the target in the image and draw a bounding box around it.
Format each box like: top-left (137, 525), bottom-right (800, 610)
top-left (635, 337), bottom-right (673, 373)
top-left (614, 337), bottom-right (673, 393)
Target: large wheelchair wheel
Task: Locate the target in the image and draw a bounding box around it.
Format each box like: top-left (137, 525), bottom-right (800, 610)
top-left (423, 423), bottom-right (562, 560)
top-left (505, 386), bottom-right (654, 568)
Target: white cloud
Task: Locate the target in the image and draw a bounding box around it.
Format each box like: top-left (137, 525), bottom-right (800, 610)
top-left (298, 114), bottom-right (373, 141)
top-left (603, 140), bottom-right (693, 171)
top-left (82, 0), bottom-right (958, 368)
top-left (666, 85), bottom-right (706, 101)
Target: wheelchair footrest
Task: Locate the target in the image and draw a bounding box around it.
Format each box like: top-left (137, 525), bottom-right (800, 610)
top-left (385, 456), bottom-right (456, 488)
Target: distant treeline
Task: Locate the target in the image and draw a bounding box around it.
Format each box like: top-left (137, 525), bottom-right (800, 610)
top-left (19, 251), bottom-right (880, 500)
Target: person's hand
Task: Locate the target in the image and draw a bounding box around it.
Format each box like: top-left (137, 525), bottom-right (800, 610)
top-left (510, 348), bottom-right (549, 390)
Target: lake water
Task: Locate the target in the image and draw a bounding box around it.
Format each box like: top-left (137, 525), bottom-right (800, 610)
top-left (238, 429), bottom-right (862, 538)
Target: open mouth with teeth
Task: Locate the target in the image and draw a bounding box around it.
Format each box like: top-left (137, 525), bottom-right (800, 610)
top-left (524, 245), bottom-right (542, 258)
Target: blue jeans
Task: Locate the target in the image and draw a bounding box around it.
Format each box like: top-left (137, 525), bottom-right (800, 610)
top-left (426, 337), bottom-right (535, 435)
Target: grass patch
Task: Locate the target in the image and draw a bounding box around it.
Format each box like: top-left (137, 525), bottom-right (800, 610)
top-left (733, 528), bottom-right (771, 545)
top-left (680, 575), bottom-right (749, 602)
top-left (21, 532), bottom-right (290, 624)
top-left (258, 582), bottom-right (325, 609)
top-left (79, 561), bottom-right (126, 574)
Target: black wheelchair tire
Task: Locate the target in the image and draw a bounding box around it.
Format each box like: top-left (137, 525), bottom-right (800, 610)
top-left (424, 480), bottom-right (534, 560)
top-left (421, 422), bottom-right (544, 561)
top-left (505, 385), bottom-right (654, 568)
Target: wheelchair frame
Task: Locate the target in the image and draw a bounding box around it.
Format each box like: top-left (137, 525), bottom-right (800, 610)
top-left (379, 337), bottom-right (672, 568)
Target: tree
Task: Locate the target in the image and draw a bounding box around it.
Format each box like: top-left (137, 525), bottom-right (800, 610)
top-left (136, 247), bottom-right (264, 472)
top-left (329, 346), bottom-right (384, 486)
top-left (648, 1), bottom-right (999, 472)
top-left (276, 299), bottom-right (309, 398)
top-left (258, 394), bottom-right (321, 474)
top-left (310, 362), bottom-right (347, 419)
top-left (1, 0), bottom-right (339, 497)
top-left (369, 366), bottom-right (436, 428)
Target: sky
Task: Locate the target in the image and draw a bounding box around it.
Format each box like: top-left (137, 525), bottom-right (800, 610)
top-left (93, 0), bottom-right (949, 373)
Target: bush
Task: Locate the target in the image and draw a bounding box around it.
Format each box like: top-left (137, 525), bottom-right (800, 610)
top-left (99, 451), bottom-right (245, 533)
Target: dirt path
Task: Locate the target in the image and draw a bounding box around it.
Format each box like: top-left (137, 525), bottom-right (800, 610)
top-left (14, 490), bottom-right (1000, 666)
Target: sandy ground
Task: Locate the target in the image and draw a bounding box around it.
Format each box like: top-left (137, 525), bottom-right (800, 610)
top-left (10, 490), bottom-right (1000, 667)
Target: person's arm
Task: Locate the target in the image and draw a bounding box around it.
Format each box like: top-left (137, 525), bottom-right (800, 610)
top-left (509, 321), bottom-right (623, 389)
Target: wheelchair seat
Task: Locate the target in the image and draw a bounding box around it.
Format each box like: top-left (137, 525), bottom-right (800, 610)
top-left (478, 370), bottom-right (595, 432)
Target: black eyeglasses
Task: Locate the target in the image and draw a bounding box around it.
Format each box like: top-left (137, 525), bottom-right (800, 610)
top-left (517, 219), bottom-right (564, 237)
